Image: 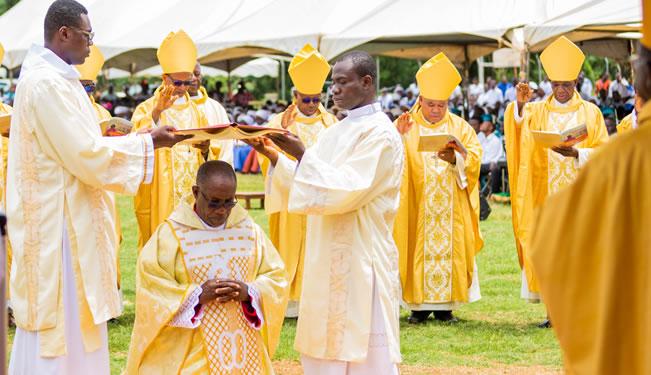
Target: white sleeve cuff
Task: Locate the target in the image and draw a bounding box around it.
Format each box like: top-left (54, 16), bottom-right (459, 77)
top-left (140, 134), bottom-right (155, 184)
top-left (265, 153), bottom-right (297, 214)
top-left (451, 151), bottom-right (469, 190)
top-left (513, 102), bottom-right (525, 124)
top-left (168, 286), bottom-right (204, 328)
top-left (245, 284), bottom-right (264, 330)
top-left (574, 148), bottom-right (591, 169)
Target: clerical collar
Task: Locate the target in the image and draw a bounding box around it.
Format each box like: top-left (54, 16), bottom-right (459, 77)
top-left (193, 204), bottom-right (225, 231)
top-left (346, 102), bottom-right (382, 118)
top-left (174, 95), bottom-right (188, 105)
top-left (189, 90), bottom-right (203, 101)
top-left (297, 110), bottom-right (318, 119)
top-left (21, 44), bottom-right (81, 80)
top-left (553, 97), bottom-right (570, 108)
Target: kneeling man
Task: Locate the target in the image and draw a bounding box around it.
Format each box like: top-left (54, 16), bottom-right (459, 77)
top-left (125, 160), bottom-right (288, 374)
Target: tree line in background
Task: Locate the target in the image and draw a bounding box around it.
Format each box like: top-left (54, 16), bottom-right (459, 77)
top-left (0, 0), bottom-right (19, 15)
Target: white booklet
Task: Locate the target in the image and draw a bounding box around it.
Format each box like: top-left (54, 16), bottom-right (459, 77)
top-left (532, 124), bottom-right (587, 148)
top-left (99, 117), bottom-right (134, 136)
top-left (418, 133), bottom-right (468, 158)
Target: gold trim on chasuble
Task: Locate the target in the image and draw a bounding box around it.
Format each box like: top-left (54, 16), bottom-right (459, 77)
top-left (293, 120), bottom-right (325, 148)
top-left (420, 123), bottom-right (454, 303)
top-left (87, 187), bottom-right (121, 315)
top-left (325, 212), bottom-right (355, 358)
top-left (17, 105), bottom-right (42, 327)
top-left (170, 218), bottom-right (263, 375)
top-left (167, 108), bottom-right (201, 206)
top-left (547, 111), bottom-right (579, 194)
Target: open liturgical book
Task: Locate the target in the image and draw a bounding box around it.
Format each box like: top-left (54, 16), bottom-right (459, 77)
top-left (174, 123), bottom-right (287, 145)
top-left (418, 133), bottom-right (468, 159)
top-left (100, 117), bottom-right (134, 136)
top-left (531, 124), bottom-right (588, 148)
top-left (0, 113), bottom-right (11, 135)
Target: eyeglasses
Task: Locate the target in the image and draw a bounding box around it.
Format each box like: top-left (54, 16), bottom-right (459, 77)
top-left (83, 83), bottom-right (96, 93)
top-left (68, 25), bottom-right (94, 42)
top-left (166, 75), bottom-right (193, 87)
top-left (200, 190), bottom-right (238, 210)
top-left (301, 97), bottom-right (320, 104)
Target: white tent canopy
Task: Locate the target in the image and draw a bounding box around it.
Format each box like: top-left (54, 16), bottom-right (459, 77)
top-left (103, 57), bottom-right (279, 79)
top-left (0, 0), bottom-right (643, 72)
top-left (195, 0), bottom-right (395, 63)
top-left (505, 0), bottom-right (641, 58)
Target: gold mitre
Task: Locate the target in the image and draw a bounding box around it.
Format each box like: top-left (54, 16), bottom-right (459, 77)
top-left (416, 52), bottom-right (461, 101)
top-left (288, 44), bottom-right (330, 95)
top-left (75, 45), bottom-right (104, 80)
top-left (540, 36), bottom-right (585, 81)
top-left (642, 0), bottom-right (651, 49)
top-left (157, 30), bottom-right (197, 74)
top-left (0, 42), bottom-right (4, 66)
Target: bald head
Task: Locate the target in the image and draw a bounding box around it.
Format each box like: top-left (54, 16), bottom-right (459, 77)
top-left (196, 160), bottom-right (237, 188)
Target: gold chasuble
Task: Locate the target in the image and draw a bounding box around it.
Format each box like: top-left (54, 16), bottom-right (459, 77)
top-left (131, 87), bottom-right (208, 249)
top-left (529, 101), bottom-right (651, 375)
top-left (395, 106), bottom-right (483, 306)
top-left (504, 92), bottom-right (608, 294)
top-left (617, 111), bottom-right (636, 133)
top-left (1, 103), bottom-right (11, 294)
top-left (0, 103), bottom-right (11, 203)
top-left (259, 104), bottom-right (336, 302)
top-left (125, 198), bottom-right (287, 375)
top-left (191, 86), bottom-right (234, 165)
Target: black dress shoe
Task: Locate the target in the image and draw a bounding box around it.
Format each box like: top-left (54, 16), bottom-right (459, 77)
top-left (538, 318), bottom-right (552, 328)
top-left (433, 310), bottom-right (458, 322)
top-left (407, 310), bottom-right (431, 324)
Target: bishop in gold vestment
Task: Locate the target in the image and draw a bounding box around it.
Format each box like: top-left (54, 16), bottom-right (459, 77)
top-left (504, 37), bottom-right (608, 312)
top-left (528, 5), bottom-right (651, 372)
top-left (394, 53), bottom-right (483, 324)
top-left (189, 62), bottom-right (233, 165)
top-left (131, 30), bottom-right (210, 249)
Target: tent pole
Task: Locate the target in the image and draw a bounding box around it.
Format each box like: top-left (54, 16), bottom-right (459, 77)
top-left (376, 56), bottom-right (380, 95)
top-left (477, 56), bottom-right (485, 85)
top-left (536, 54), bottom-right (542, 83)
top-left (281, 60), bottom-right (286, 103)
top-left (227, 60), bottom-right (232, 100)
top-left (463, 45), bottom-right (470, 120)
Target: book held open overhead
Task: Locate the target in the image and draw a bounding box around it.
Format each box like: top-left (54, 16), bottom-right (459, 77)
top-left (174, 123), bottom-right (288, 145)
top-left (531, 124), bottom-right (587, 148)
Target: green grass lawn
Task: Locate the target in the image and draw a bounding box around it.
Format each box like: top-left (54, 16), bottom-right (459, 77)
top-left (9, 172), bottom-right (562, 373)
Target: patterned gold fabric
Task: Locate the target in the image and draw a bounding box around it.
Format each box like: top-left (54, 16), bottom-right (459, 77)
top-left (131, 87), bottom-right (208, 249)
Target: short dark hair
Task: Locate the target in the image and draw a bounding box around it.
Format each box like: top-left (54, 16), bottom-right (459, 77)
top-left (337, 50), bottom-right (377, 86)
top-left (44, 0), bottom-right (88, 41)
top-left (196, 160), bottom-right (237, 187)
